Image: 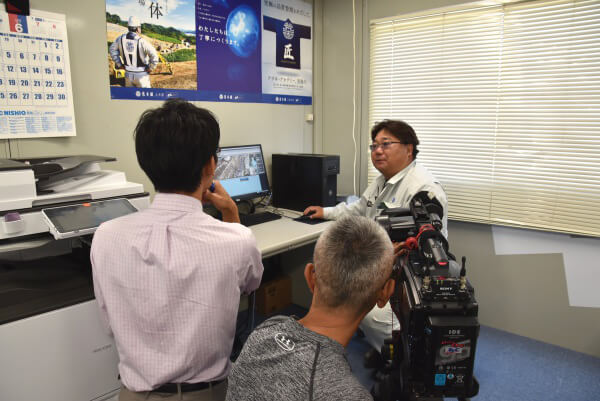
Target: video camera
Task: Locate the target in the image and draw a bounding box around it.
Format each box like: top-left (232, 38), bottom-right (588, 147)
top-left (374, 191), bottom-right (480, 401)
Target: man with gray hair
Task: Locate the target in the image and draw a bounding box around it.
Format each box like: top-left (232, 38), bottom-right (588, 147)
top-left (225, 216), bottom-right (395, 401)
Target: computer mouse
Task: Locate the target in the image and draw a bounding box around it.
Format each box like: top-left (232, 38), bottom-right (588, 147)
top-left (297, 214), bottom-right (314, 221)
top-left (295, 210), bottom-right (324, 224)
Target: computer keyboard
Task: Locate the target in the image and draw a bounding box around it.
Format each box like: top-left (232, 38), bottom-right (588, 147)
top-left (239, 211), bottom-right (282, 227)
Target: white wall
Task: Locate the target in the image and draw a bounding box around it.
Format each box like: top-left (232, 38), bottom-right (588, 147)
top-left (0, 0), bottom-right (317, 196)
top-left (317, 0), bottom-right (600, 357)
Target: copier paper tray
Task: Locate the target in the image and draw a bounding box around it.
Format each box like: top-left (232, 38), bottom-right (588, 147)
top-left (0, 253), bottom-right (94, 325)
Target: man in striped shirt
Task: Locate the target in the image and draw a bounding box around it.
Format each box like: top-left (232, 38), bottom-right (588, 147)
top-left (91, 99), bottom-right (264, 401)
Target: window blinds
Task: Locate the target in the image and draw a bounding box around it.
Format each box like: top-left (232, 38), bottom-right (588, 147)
top-left (369, 0), bottom-right (600, 237)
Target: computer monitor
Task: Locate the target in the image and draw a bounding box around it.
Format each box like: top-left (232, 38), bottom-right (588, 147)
top-left (214, 144), bottom-right (271, 202)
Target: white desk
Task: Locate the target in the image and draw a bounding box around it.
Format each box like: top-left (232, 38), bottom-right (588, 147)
top-left (247, 211), bottom-right (332, 309)
top-left (250, 215), bottom-right (331, 258)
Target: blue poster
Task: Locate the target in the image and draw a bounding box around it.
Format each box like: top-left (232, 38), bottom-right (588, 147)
top-left (106, 0), bottom-right (312, 104)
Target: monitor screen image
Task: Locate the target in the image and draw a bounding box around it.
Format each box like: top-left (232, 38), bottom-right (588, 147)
top-left (214, 144), bottom-right (271, 201)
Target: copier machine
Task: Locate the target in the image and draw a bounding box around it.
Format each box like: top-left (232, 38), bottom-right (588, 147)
top-left (0, 155), bottom-right (149, 401)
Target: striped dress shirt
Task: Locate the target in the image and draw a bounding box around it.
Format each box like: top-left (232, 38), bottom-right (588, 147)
top-left (91, 193), bottom-right (264, 392)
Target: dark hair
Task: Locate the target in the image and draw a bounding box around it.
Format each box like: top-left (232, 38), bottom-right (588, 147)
top-left (371, 119), bottom-right (420, 158)
top-left (128, 27), bottom-right (138, 32)
top-left (134, 98), bottom-right (220, 193)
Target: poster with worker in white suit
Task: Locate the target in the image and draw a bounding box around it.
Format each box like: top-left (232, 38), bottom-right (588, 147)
top-left (105, 0), bottom-right (311, 104)
top-left (106, 0), bottom-right (197, 96)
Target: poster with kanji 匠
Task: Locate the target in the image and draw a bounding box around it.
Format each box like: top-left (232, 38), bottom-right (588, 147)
top-left (106, 0), bottom-right (312, 105)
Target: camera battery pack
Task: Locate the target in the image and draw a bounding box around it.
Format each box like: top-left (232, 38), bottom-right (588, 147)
top-left (424, 315), bottom-right (479, 396)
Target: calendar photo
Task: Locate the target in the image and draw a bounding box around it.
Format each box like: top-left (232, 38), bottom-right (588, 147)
top-left (0, 9), bottom-right (76, 139)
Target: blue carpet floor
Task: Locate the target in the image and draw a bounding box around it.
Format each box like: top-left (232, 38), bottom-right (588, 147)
top-left (347, 325), bottom-right (600, 401)
top-left (243, 305), bottom-right (600, 401)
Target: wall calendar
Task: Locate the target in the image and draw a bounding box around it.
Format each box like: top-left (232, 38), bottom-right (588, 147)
top-left (0, 9), bottom-right (76, 139)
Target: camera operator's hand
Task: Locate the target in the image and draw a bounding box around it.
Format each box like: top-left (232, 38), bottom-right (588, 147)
top-left (393, 241), bottom-right (408, 259)
top-left (302, 206), bottom-right (324, 219)
top-left (202, 181), bottom-right (240, 223)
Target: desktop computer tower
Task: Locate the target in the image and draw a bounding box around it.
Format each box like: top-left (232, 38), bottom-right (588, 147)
top-left (272, 153), bottom-right (340, 211)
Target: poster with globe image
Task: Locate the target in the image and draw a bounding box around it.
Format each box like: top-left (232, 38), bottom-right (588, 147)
top-left (105, 0), bottom-right (312, 104)
top-left (195, 0), bottom-right (262, 96)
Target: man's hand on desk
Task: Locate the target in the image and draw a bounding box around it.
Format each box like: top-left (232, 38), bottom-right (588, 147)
top-left (302, 206), bottom-right (325, 219)
top-left (202, 181), bottom-right (240, 223)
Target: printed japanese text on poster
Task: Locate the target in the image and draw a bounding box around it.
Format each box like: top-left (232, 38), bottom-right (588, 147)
top-left (106, 0), bottom-right (312, 104)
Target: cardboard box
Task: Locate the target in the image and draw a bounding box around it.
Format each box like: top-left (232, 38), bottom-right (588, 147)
top-left (256, 275), bottom-right (292, 316)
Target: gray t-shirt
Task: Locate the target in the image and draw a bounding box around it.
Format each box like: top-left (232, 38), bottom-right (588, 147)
top-left (226, 315), bottom-right (373, 401)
